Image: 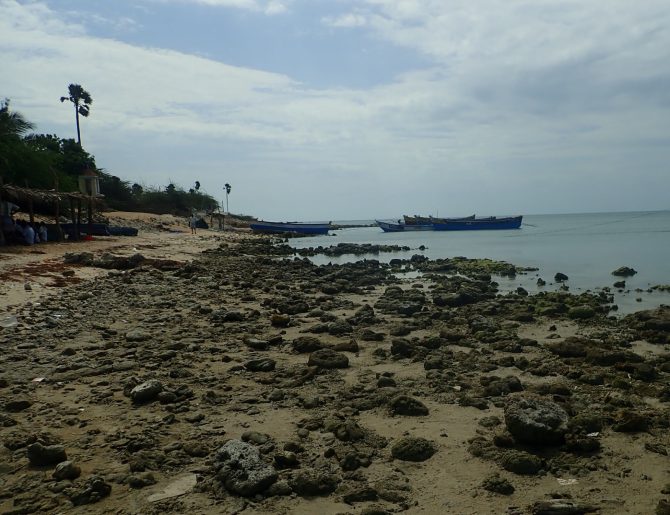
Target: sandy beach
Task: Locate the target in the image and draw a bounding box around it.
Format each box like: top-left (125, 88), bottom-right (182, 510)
top-left (1, 213), bottom-right (669, 515)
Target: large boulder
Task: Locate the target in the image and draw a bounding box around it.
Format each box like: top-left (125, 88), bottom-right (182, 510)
top-left (214, 440), bottom-right (278, 496)
top-left (504, 397), bottom-right (569, 445)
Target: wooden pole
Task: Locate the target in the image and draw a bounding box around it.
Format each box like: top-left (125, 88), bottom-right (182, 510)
top-left (69, 197), bottom-right (76, 240)
top-left (87, 198), bottom-right (93, 237)
top-left (53, 176), bottom-right (63, 242)
top-left (76, 200), bottom-right (82, 240)
top-left (28, 198), bottom-right (34, 225)
top-left (0, 177), bottom-right (5, 246)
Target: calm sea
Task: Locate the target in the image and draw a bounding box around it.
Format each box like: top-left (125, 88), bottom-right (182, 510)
top-left (291, 211), bottom-right (670, 315)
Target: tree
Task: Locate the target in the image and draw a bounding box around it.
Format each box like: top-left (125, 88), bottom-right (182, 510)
top-left (60, 84), bottom-right (92, 146)
top-left (131, 183), bottom-right (144, 196)
top-left (224, 183), bottom-right (231, 213)
top-left (0, 99), bottom-right (36, 179)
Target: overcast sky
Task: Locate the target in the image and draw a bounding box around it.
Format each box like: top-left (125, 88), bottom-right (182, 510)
top-left (2, 0), bottom-right (669, 220)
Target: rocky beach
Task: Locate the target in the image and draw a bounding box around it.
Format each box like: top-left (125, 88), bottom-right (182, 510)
top-left (1, 217), bottom-right (669, 515)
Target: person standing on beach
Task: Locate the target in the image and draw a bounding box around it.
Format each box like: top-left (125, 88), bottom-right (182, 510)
top-left (190, 214), bottom-right (198, 234)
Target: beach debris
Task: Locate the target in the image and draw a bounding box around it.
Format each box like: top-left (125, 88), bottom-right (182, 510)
top-left (0, 315), bottom-right (18, 328)
top-left (147, 473), bottom-right (198, 503)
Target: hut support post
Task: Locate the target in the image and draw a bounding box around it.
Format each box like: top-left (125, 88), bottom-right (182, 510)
top-left (0, 178), bottom-right (5, 246)
top-left (28, 199), bottom-right (34, 225)
top-left (69, 198), bottom-right (77, 240)
top-left (87, 198), bottom-right (93, 237)
top-left (76, 200), bottom-right (82, 240)
top-left (54, 200), bottom-right (62, 242)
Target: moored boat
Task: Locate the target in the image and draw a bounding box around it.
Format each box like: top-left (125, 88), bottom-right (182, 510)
top-left (249, 221), bottom-right (331, 235)
top-left (404, 214), bottom-right (475, 225)
top-left (376, 220), bottom-right (433, 232)
top-left (432, 215), bottom-right (523, 231)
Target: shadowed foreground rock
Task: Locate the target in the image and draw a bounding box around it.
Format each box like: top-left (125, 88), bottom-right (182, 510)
top-left (214, 440), bottom-right (278, 496)
top-left (504, 397), bottom-right (569, 445)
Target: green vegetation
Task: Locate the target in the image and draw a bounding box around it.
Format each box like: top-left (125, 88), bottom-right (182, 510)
top-left (1, 96), bottom-right (219, 216)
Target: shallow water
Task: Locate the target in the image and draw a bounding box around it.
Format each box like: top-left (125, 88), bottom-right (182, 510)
top-left (290, 210), bottom-right (670, 315)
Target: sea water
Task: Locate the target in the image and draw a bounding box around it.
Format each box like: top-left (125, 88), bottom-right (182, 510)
top-left (290, 210), bottom-right (670, 315)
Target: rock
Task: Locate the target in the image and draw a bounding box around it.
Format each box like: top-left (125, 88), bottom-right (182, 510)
top-left (131, 380), bottom-right (163, 404)
top-left (504, 397), bottom-right (569, 445)
top-left (612, 266), bottom-right (637, 277)
top-left (567, 305), bottom-right (596, 320)
top-left (342, 486), bottom-right (378, 504)
top-left (481, 474), bottom-right (515, 495)
top-left (389, 395), bottom-right (429, 416)
top-left (499, 449), bottom-right (542, 475)
top-left (289, 470), bottom-right (340, 497)
top-left (333, 338), bottom-right (359, 352)
top-left (244, 338), bottom-right (269, 350)
top-left (53, 460), bottom-right (81, 480)
top-left (390, 338), bottom-right (415, 358)
top-left (245, 358), bottom-right (276, 372)
top-left (391, 437), bottom-right (436, 462)
top-left (27, 443), bottom-right (67, 466)
top-left (125, 329), bottom-right (150, 342)
top-left (554, 272), bottom-right (569, 282)
top-left (129, 472), bottom-right (157, 489)
top-left (271, 314), bottom-right (290, 327)
top-left (328, 319), bottom-right (353, 336)
top-left (377, 376), bottom-right (396, 388)
top-left (537, 278), bottom-right (546, 287)
top-left (214, 439), bottom-right (278, 496)
top-left (547, 338), bottom-right (587, 358)
top-left (612, 410), bottom-right (649, 433)
top-left (613, 280), bottom-right (625, 288)
top-left (69, 476), bottom-right (112, 505)
top-left (5, 398), bottom-right (32, 412)
top-left (657, 499), bottom-right (670, 515)
top-left (292, 336), bottom-right (323, 353)
top-left (241, 431), bottom-right (270, 445)
top-left (531, 499), bottom-right (599, 514)
top-left (307, 348), bottom-right (349, 369)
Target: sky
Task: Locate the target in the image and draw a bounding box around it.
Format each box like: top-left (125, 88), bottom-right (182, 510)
top-left (1, 0), bottom-right (669, 220)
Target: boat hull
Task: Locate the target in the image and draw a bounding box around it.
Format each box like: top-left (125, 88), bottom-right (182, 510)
top-left (250, 221), bottom-right (331, 235)
top-left (432, 216), bottom-right (523, 231)
top-left (376, 221), bottom-right (432, 232)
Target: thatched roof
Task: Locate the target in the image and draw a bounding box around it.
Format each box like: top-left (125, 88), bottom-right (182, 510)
top-left (0, 185), bottom-right (103, 204)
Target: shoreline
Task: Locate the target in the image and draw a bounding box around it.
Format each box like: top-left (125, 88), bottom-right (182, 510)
top-left (1, 217), bottom-right (669, 514)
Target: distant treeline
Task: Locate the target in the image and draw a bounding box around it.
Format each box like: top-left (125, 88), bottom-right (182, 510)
top-left (0, 99), bottom-right (219, 216)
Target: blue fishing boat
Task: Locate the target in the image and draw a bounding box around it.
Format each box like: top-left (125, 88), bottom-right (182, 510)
top-left (404, 214), bottom-right (475, 225)
top-left (377, 220), bottom-right (433, 232)
top-left (249, 221), bottom-right (331, 235)
top-left (432, 215), bottom-right (523, 231)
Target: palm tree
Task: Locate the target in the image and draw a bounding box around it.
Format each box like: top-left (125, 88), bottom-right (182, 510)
top-left (224, 183), bottom-right (231, 213)
top-left (60, 84), bottom-right (92, 146)
top-left (0, 98), bottom-right (34, 139)
top-left (0, 99), bottom-right (35, 174)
